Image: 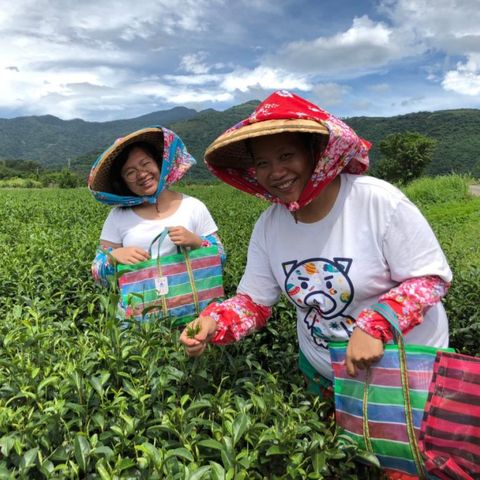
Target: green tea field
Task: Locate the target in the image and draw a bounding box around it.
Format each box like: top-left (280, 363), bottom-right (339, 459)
top-left (0, 176), bottom-right (479, 479)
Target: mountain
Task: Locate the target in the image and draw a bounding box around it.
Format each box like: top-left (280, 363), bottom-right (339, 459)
top-left (345, 109), bottom-right (480, 176)
top-left (1, 104), bottom-right (480, 181)
top-left (0, 106), bottom-right (197, 168)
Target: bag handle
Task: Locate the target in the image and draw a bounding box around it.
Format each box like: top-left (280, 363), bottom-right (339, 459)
top-left (148, 228), bottom-right (183, 257)
top-left (148, 228), bottom-right (200, 318)
top-left (365, 302), bottom-right (427, 479)
top-left (148, 229), bottom-right (169, 257)
top-left (369, 302), bottom-right (403, 343)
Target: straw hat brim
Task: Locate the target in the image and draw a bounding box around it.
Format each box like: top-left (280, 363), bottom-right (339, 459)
top-left (205, 119), bottom-right (329, 169)
top-left (90, 127), bottom-right (164, 193)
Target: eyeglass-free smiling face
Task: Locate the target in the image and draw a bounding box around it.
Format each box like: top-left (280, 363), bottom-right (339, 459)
top-left (121, 146), bottom-right (160, 196)
top-left (250, 132), bottom-right (314, 204)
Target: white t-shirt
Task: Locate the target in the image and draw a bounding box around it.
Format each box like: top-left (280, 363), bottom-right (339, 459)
top-left (238, 174), bottom-right (452, 381)
top-left (100, 194), bottom-right (218, 257)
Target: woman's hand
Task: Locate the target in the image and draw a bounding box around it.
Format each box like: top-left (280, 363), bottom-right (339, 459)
top-left (345, 327), bottom-right (384, 377)
top-left (180, 316), bottom-right (217, 357)
top-left (111, 246), bottom-right (150, 265)
top-left (168, 226), bottom-right (202, 249)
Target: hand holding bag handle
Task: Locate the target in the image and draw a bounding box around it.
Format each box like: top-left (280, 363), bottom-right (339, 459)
top-left (369, 302), bottom-right (427, 479)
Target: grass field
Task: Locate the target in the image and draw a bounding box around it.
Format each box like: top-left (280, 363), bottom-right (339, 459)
top-left (0, 176), bottom-right (478, 478)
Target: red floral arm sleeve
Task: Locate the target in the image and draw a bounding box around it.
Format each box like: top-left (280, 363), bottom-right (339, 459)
top-left (199, 293), bottom-right (272, 345)
top-left (356, 275), bottom-right (451, 342)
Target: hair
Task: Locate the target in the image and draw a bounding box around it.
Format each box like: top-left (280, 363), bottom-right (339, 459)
top-left (110, 141), bottom-right (163, 196)
top-left (245, 132), bottom-right (329, 167)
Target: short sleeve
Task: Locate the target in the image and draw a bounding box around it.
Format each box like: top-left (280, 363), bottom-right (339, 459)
top-left (237, 214), bottom-right (282, 306)
top-left (192, 199), bottom-right (218, 237)
top-left (383, 198), bottom-right (452, 283)
top-left (100, 208), bottom-right (122, 244)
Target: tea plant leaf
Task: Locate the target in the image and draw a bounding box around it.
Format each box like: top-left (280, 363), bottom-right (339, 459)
top-left (165, 447), bottom-right (194, 462)
top-left (96, 460), bottom-right (112, 480)
top-left (19, 447), bottom-right (38, 470)
top-left (355, 450), bottom-right (381, 467)
top-left (187, 465), bottom-right (211, 480)
top-left (91, 446), bottom-right (114, 460)
top-left (232, 413), bottom-right (249, 446)
top-left (312, 451), bottom-right (326, 472)
top-left (197, 439), bottom-right (224, 451)
top-left (74, 434), bottom-right (90, 472)
top-left (209, 461), bottom-right (225, 480)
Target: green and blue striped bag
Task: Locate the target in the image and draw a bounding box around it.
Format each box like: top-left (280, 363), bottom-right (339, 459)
top-left (329, 303), bottom-right (453, 479)
top-left (117, 229), bottom-right (224, 327)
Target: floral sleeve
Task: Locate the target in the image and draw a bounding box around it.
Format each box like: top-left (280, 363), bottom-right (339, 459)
top-left (356, 275), bottom-right (450, 342)
top-left (91, 247), bottom-right (116, 288)
top-left (200, 232), bottom-right (226, 266)
top-left (199, 293), bottom-right (272, 345)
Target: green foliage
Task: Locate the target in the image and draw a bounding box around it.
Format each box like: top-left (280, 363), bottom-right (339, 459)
top-left (471, 159), bottom-right (480, 180)
top-left (0, 177), bottom-right (43, 188)
top-left (0, 186), bottom-right (380, 478)
top-left (372, 132), bottom-right (436, 184)
top-left (0, 177), bottom-right (478, 478)
top-left (401, 174), bottom-right (470, 208)
top-left (0, 159), bottom-right (43, 179)
top-left (3, 103), bottom-right (480, 182)
top-left (346, 108), bottom-right (480, 176)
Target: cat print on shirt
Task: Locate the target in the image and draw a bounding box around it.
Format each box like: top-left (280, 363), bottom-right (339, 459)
top-left (283, 257), bottom-right (355, 349)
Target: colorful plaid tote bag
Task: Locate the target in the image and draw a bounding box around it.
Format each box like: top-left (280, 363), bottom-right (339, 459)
top-left (117, 229), bottom-right (224, 327)
top-left (330, 303), bottom-right (454, 479)
top-left (419, 351), bottom-right (480, 480)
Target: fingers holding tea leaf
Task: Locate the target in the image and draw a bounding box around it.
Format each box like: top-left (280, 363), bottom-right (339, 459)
top-left (180, 317), bottom-right (217, 357)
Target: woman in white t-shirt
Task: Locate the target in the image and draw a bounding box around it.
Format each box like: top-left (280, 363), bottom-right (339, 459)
top-left (179, 91), bottom-right (451, 397)
top-left (88, 126), bottom-right (224, 290)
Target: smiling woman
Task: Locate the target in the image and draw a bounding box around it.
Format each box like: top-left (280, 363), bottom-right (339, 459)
top-left (179, 90), bottom-right (453, 479)
top-left (87, 126), bottom-right (225, 320)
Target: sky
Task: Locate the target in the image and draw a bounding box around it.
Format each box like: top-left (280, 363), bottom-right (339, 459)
top-left (1, 0), bottom-right (480, 121)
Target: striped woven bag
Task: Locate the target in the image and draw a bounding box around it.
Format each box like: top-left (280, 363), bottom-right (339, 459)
top-left (419, 351), bottom-right (480, 480)
top-left (117, 229), bottom-right (224, 327)
top-left (329, 303), bottom-right (454, 479)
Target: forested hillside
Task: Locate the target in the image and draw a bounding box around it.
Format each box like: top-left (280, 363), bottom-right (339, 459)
top-left (1, 103), bottom-right (479, 181)
top-left (0, 107), bottom-right (197, 168)
top-left (346, 109), bottom-right (480, 175)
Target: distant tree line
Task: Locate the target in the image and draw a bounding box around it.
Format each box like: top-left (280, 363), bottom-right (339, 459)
top-left (1, 129), bottom-right (478, 189)
top-left (0, 159), bottom-right (82, 188)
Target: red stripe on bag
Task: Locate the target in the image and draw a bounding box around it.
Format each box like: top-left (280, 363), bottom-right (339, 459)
top-left (119, 266), bottom-right (159, 284)
top-left (335, 411), bottom-right (363, 436)
top-left (369, 420), bottom-right (414, 443)
top-left (166, 286), bottom-right (224, 309)
top-left (335, 411), bottom-right (417, 443)
top-left (430, 393), bottom-right (480, 418)
top-left (423, 436), bottom-right (480, 463)
top-left (423, 425), bottom-right (480, 446)
top-left (369, 367), bottom-right (434, 389)
top-left (190, 255), bottom-right (222, 269)
top-left (433, 376), bottom-right (480, 397)
top-left (422, 413), bottom-right (480, 438)
top-left (437, 366), bottom-right (480, 385)
top-left (422, 441), bottom-right (480, 473)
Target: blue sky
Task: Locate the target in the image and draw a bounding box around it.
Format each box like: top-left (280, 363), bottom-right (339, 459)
top-left (1, 0), bottom-right (479, 121)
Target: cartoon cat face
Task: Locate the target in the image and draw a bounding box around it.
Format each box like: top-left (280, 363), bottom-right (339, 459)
top-left (283, 257), bottom-right (353, 319)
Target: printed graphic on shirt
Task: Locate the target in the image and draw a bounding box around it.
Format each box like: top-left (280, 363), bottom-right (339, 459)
top-left (283, 257), bottom-right (355, 349)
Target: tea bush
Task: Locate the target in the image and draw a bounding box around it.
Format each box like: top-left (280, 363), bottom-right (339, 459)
top-left (0, 176), bottom-right (478, 478)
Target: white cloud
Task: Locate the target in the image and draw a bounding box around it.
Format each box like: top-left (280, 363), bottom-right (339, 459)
top-left (180, 53), bottom-right (211, 75)
top-left (380, 0), bottom-right (480, 54)
top-left (221, 66), bottom-right (311, 92)
top-left (267, 15), bottom-right (417, 77)
top-left (442, 54), bottom-right (480, 95)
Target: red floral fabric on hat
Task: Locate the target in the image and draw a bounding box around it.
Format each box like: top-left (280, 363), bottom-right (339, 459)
top-left (206, 90), bottom-right (371, 211)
